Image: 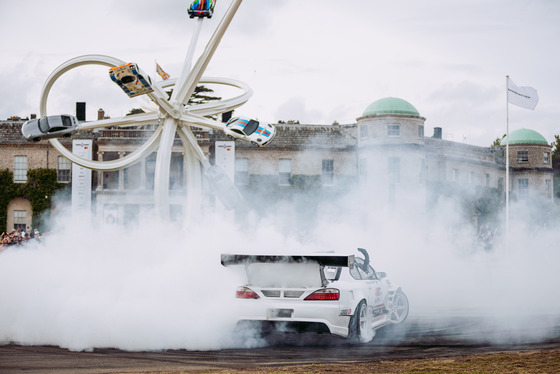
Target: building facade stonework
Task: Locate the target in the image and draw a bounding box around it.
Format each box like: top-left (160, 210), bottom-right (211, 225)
top-left (0, 97), bottom-right (554, 230)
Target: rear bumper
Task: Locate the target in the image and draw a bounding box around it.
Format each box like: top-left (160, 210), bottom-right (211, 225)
top-left (234, 300), bottom-right (352, 338)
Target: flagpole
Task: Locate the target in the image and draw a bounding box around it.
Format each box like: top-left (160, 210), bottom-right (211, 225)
top-left (505, 75), bottom-right (510, 253)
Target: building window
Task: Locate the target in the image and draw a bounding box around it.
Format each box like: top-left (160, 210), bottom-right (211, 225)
top-left (485, 173), bottom-right (490, 187)
top-left (278, 159), bottom-right (291, 186)
top-left (322, 159), bottom-right (334, 185)
top-left (57, 156), bottom-right (71, 183)
top-left (360, 124), bottom-right (368, 139)
top-left (517, 151), bottom-right (529, 163)
top-left (145, 154), bottom-right (156, 190)
top-left (419, 159), bottom-right (425, 184)
top-left (235, 158), bottom-right (249, 185)
top-left (13, 155), bottom-right (27, 183)
top-left (124, 204), bottom-right (139, 227)
top-left (359, 158), bottom-right (367, 185)
top-left (387, 124), bottom-right (400, 137)
top-left (546, 179), bottom-right (552, 198)
top-left (124, 163), bottom-right (141, 190)
top-left (544, 152), bottom-right (550, 164)
top-left (388, 157), bottom-right (400, 183)
top-left (13, 210), bottom-right (26, 231)
top-left (451, 168), bottom-right (459, 182)
top-left (518, 178), bottom-right (529, 200)
top-left (418, 125), bottom-right (424, 139)
top-left (169, 153), bottom-right (184, 190)
top-left (498, 177), bottom-right (504, 190)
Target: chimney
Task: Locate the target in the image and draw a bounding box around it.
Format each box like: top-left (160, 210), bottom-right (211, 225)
top-left (30, 114), bottom-right (37, 119)
top-left (433, 127), bottom-right (442, 139)
top-left (221, 111), bottom-right (232, 123)
top-left (98, 108), bottom-right (105, 120)
top-left (76, 102), bottom-right (86, 121)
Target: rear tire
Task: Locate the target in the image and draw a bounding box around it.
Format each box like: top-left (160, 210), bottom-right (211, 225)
top-left (389, 291), bottom-right (409, 324)
top-left (348, 300), bottom-right (375, 343)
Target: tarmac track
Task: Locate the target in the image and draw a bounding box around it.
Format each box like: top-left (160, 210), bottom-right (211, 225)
top-left (1, 316), bottom-right (560, 373)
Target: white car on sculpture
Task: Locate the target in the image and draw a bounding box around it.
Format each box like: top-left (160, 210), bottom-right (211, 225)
top-left (21, 114), bottom-right (78, 142)
top-left (224, 117), bottom-right (276, 147)
top-left (221, 248), bottom-right (409, 343)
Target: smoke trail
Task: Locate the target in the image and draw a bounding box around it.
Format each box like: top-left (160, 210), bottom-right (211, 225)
top-left (1, 178), bottom-right (559, 351)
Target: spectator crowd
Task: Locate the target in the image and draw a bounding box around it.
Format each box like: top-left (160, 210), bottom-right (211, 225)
top-left (0, 227), bottom-right (45, 252)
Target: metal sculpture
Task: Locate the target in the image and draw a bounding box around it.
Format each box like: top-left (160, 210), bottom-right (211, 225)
top-left (38, 0), bottom-right (251, 225)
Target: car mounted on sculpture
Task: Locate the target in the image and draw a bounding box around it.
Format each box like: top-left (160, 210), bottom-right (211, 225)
top-left (188, 0), bottom-right (216, 18)
top-left (109, 62), bottom-right (154, 98)
top-left (221, 248), bottom-right (409, 343)
top-left (21, 114), bottom-right (79, 142)
top-left (224, 117), bottom-right (276, 147)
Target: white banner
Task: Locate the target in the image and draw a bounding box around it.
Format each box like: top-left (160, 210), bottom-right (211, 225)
top-left (215, 141), bottom-right (235, 180)
top-left (507, 77), bottom-right (538, 110)
top-left (72, 140), bottom-right (92, 216)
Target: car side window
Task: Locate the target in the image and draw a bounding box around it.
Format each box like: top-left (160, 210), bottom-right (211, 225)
top-left (349, 258), bottom-right (377, 280)
top-left (61, 116), bottom-right (72, 127)
top-left (39, 117), bottom-right (49, 133)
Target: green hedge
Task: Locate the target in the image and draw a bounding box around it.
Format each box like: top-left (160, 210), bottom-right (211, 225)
top-left (0, 169), bottom-right (70, 233)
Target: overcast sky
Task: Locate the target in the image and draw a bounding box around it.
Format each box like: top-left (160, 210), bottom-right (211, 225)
top-left (1, 0), bottom-right (558, 146)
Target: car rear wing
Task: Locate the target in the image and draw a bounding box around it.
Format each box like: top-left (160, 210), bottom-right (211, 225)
top-left (221, 254), bottom-right (355, 268)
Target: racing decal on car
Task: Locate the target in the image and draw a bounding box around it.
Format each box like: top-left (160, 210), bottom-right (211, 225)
top-left (254, 126), bottom-right (272, 138)
top-left (374, 287), bottom-right (383, 304)
top-left (372, 306), bottom-right (386, 318)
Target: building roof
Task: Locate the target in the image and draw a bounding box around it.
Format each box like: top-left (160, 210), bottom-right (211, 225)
top-left (499, 128), bottom-right (549, 146)
top-left (213, 123), bottom-right (357, 150)
top-left (362, 97), bottom-right (420, 117)
top-left (0, 120), bottom-right (93, 145)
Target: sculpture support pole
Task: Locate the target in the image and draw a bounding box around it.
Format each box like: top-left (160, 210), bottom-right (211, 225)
top-left (175, 0), bottom-right (244, 106)
top-left (171, 18), bottom-right (204, 104)
top-left (154, 117), bottom-right (178, 220)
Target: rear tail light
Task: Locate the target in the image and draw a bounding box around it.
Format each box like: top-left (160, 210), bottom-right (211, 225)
top-left (304, 288), bottom-right (340, 301)
top-left (235, 286), bottom-right (260, 299)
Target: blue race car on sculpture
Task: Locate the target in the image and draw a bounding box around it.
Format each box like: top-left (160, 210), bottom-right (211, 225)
top-left (188, 0), bottom-right (216, 18)
top-left (109, 62), bottom-right (153, 98)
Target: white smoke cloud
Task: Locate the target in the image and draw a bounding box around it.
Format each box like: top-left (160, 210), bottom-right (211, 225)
top-left (1, 179), bottom-right (559, 351)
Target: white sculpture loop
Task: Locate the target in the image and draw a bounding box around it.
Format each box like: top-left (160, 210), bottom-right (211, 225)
top-left (40, 0), bottom-right (248, 223)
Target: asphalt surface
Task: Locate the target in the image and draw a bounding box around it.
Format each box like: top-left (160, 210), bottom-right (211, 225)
top-left (2, 316), bottom-right (560, 373)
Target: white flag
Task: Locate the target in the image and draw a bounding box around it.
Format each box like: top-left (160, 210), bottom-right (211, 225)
top-left (507, 77), bottom-right (538, 110)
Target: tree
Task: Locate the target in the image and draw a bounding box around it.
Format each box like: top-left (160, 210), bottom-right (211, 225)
top-left (126, 108), bottom-right (145, 116)
top-left (188, 85), bottom-right (221, 106)
top-left (551, 135), bottom-right (560, 172)
top-left (164, 84), bottom-right (221, 105)
top-left (126, 85), bottom-right (222, 120)
top-left (491, 134), bottom-right (505, 147)
top-left (551, 135), bottom-right (560, 199)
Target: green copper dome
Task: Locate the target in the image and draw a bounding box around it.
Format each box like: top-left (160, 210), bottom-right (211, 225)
top-left (362, 97), bottom-right (420, 117)
top-left (499, 128), bottom-right (548, 146)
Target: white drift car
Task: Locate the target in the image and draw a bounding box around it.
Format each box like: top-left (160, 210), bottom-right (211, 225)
top-left (221, 248), bottom-right (409, 343)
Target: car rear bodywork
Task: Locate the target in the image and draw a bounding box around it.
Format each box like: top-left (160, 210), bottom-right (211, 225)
top-left (221, 252), bottom-right (404, 341)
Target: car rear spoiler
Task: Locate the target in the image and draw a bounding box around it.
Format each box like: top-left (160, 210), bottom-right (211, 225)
top-left (221, 254), bottom-right (355, 268)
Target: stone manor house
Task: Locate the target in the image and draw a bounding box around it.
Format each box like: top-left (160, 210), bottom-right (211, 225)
top-left (0, 97), bottom-right (554, 230)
